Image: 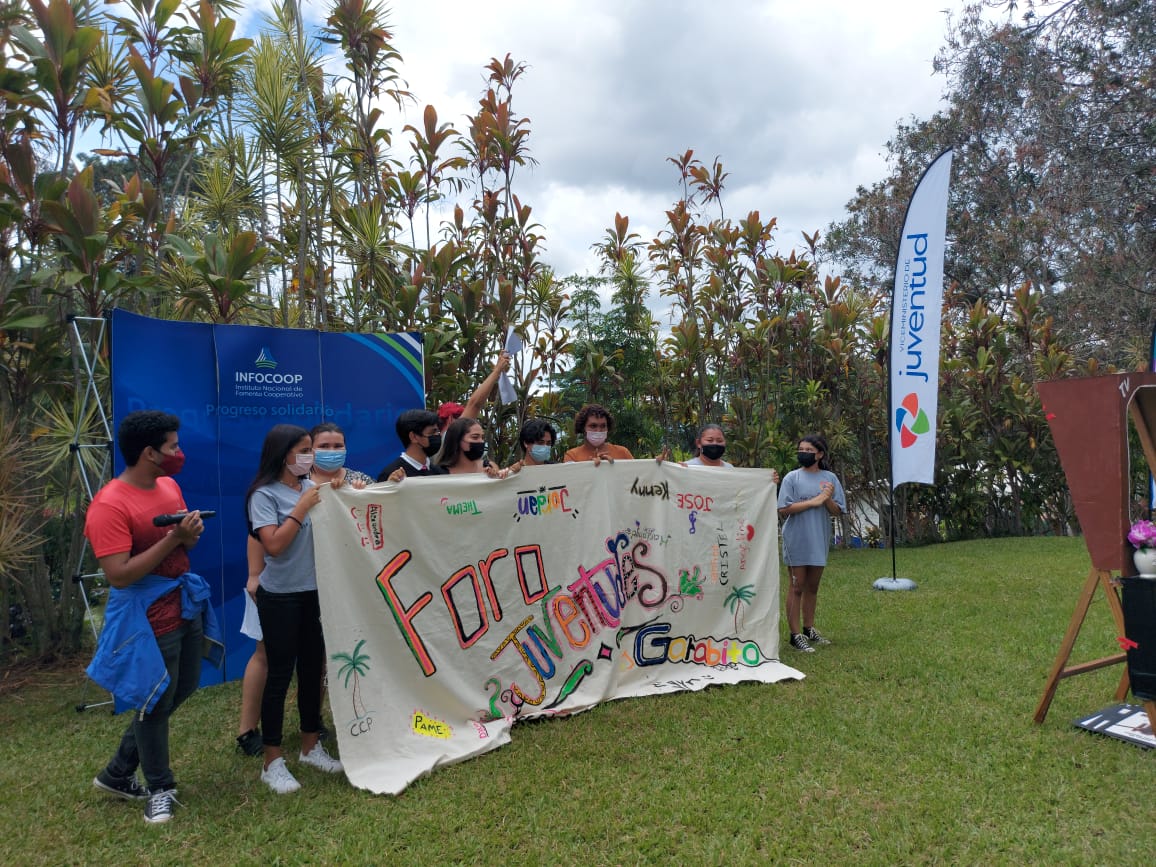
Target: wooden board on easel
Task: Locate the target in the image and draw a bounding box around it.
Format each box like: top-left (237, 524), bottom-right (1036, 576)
top-left (1033, 373), bottom-right (1156, 725)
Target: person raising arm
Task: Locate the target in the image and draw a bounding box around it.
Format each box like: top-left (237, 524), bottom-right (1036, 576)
top-left (437, 350), bottom-right (512, 432)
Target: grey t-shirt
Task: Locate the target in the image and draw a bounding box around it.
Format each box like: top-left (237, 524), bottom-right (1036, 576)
top-left (249, 480), bottom-right (317, 593)
top-left (777, 468), bottom-right (845, 567)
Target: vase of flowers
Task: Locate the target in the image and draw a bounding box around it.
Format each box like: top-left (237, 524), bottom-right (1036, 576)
top-left (1127, 519), bottom-right (1156, 578)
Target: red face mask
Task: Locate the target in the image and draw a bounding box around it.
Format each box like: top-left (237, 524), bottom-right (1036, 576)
top-left (155, 450), bottom-right (185, 476)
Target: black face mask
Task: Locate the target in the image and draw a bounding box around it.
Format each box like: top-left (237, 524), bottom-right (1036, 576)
top-left (701, 444), bottom-right (726, 461)
top-left (797, 451), bottom-right (817, 468)
top-left (421, 434), bottom-right (442, 457)
top-left (464, 442), bottom-right (486, 462)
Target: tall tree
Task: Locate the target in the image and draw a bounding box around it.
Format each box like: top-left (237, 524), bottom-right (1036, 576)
top-left (825, 0), bottom-right (1156, 365)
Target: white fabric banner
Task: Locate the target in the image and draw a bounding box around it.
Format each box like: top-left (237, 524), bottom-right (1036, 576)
top-left (890, 148), bottom-right (953, 488)
top-left (312, 460), bottom-right (803, 795)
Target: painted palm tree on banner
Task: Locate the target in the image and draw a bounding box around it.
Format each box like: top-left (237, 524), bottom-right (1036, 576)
top-left (724, 583), bottom-right (756, 632)
top-left (332, 639), bottom-right (372, 722)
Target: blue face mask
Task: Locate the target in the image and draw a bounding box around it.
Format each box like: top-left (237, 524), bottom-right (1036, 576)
top-left (313, 449), bottom-right (347, 471)
top-left (530, 444), bottom-right (552, 463)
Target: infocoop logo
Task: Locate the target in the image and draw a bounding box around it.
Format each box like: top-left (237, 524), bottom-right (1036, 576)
top-left (895, 392), bottom-right (930, 448)
top-left (235, 346), bottom-right (303, 385)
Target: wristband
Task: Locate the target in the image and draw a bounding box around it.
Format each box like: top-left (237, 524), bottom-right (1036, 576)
top-left (286, 515), bottom-right (303, 527)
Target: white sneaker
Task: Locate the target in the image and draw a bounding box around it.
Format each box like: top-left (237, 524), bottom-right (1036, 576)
top-left (299, 741), bottom-right (343, 774)
top-left (260, 757), bottom-right (301, 794)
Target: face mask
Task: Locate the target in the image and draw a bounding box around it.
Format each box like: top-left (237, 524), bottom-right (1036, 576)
top-left (530, 444), bottom-right (552, 463)
top-left (797, 451), bottom-right (817, 468)
top-left (291, 453), bottom-right (314, 475)
top-left (313, 449), bottom-right (346, 471)
top-left (155, 450), bottom-right (185, 476)
top-left (421, 434), bottom-right (442, 457)
top-left (585, 430), bottom-right (608, 447)
top-left (464, 442), bottom-right (486, 462)
top-left (701, 444), bottom-right (726, 461)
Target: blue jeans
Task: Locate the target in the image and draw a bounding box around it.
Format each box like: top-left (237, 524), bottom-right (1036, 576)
top-left (256, 587), bottom-right (324, 747)
top-left (105, 617), bottom-right (203, 791)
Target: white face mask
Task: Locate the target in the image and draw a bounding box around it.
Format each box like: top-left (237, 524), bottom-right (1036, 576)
top-left (585, 430), bottom-right (608, 447)
top-left (291, 453), bottom-right (314, 475)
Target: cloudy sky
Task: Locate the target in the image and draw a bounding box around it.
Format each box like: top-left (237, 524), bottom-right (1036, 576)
top-left (239, 1), bottom-right (974, 279)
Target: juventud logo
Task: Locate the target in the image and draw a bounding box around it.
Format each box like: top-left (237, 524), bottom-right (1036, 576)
top-left (895, 392), bottom-right (930, 448)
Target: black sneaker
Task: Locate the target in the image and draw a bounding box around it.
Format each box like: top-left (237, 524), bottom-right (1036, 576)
top-left (236, 728), bottom-right (263, 757)
top-left (144, 788), bottom-right (181, 824)
top-left (789, 633), bottom-right (816, 653)
top-left (804, 626), bottom-right (832, 646)
top-left (93, 770), bottom-right (149, 801)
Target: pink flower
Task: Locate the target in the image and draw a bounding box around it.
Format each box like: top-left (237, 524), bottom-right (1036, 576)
top-left (1128, 519), bottom-right (1156, 550)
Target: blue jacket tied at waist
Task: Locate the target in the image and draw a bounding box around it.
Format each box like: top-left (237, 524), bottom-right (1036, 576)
top-left (86, 572), bottom-right (223, 714)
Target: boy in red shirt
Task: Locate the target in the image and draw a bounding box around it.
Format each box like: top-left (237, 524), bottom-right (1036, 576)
top-left (86, 411), bottom-right (208, 824)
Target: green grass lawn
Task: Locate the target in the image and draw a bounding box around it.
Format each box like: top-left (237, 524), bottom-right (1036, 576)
top-left (2, 537), bottom-right (1154, 865)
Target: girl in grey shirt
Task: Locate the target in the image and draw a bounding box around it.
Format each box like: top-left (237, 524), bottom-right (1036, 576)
top-left (777, 435), bottom-right (845, 654)
top-left (246, 424), bottom-right (344, 794)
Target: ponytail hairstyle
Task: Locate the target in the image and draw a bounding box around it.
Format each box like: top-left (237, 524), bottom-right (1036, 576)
top-left (309, 421), bottom-right (345, 441)
top-left (799, 434), bottom-right (831, 471)
top-left (695, 423), bottom-right (725, 456)
top-left (245, 424), bottom-right (310, 532)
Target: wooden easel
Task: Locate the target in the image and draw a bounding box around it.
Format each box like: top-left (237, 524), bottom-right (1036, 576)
top-left (1034, 374), bottom-right (1156, 730)
top-left (1032, 567), bottom-right (1129, 723)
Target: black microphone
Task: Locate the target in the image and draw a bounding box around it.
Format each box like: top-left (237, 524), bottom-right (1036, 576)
top-left (153, 510), bottom-right (216, 527)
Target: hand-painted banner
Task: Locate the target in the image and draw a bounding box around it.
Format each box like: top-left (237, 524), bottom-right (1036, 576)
top-left (110, 309), bottom-right (424, 684)
top-left (312, 460), bottom-right (803, 795)
top-left (890, 148), bottom-right (952, 488)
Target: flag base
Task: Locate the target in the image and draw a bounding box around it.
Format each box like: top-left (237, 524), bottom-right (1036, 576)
top-left (873, 577), bottom-right (917, 591)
